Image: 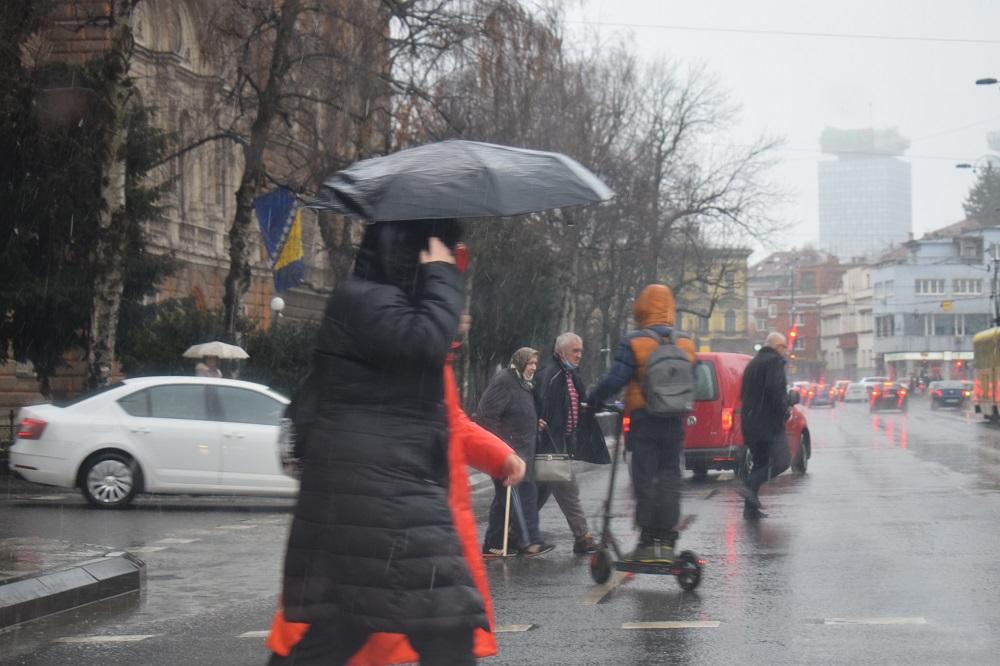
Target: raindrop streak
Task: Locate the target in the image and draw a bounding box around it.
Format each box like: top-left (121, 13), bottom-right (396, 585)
top-left (428, 565), bottom-right (436, 590)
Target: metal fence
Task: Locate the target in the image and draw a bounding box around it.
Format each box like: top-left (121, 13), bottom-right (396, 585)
top-left (0, 410), bottom-right (15, 458)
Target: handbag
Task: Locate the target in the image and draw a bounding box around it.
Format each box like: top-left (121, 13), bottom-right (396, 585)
top-left (535, 427), bottom-right (573, 483)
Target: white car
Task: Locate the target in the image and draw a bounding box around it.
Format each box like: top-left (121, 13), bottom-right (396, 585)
top-left (9, 376), bottom-right (297, 508)
top-left (844, 382), bottom-right (869, 402)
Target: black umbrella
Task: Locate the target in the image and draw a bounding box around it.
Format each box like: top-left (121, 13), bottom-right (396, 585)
top-left (310, 140), bottom-right (613, 221)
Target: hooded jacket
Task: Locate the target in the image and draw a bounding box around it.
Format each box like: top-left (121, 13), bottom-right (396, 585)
top-left (588, 284), bottom-right (696, 415)
top-left (267, 361), bottom-right (514, 664)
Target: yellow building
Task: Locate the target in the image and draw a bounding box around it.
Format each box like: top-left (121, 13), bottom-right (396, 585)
top-left (674, 247), bottom-right (753, 354)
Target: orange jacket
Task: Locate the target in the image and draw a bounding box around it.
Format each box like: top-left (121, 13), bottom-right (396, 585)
top-left (266, 362), bottom-right (514, 664)
top-left (623, 284), bottom-right (696, 414)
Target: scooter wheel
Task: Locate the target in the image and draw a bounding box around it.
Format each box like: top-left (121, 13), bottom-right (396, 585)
top-left (590, 549), bottom-right (613, 584)
top-left (676, 550), bottom-right (702, 591)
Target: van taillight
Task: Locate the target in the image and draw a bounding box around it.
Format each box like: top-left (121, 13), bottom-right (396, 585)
top-left (16, 418), bottom-right (47, 440)
top-left (622, 416), bottom-right (631, 434)
top-left (721, 407), bottom-right (733, 432)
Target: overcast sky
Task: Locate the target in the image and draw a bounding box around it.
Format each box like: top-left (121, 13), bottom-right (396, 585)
top-left (565, 0), bottom-right (1000, 260)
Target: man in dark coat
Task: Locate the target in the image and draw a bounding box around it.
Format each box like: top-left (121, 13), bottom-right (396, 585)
top-left (738, 331), bottom-right (793, 520)
top-left (280, 220), bottom-right (489, 664)
top-left (533, 332), bottom-right (601, 554)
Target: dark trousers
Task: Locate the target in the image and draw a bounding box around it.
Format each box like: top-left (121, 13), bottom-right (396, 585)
top-left (745, 430), bottom-right (791, 495)
top-left (628, 411), bottom-right (683, 544)
top-left (268, 621), bottom-right (475, 666)
top-left (484, 476), bottom-right (543, 549)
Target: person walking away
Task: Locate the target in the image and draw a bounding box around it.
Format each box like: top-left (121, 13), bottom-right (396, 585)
top-left (477, 348), bottom-right (552, 558)
top-left (276, 220), bottom-right (512, 665)
top-left (195, 355), bottom-right (222, 377)
top-left (533, 332), bottom-right (600, 554)
top-left (737, 331), bottom-right (792, 520)
top-left (587, 284), bottom-right (695, 563)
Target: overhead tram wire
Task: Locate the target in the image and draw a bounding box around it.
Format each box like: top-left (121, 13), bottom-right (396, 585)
top-left (563, 20), bottom-right (1000, 46)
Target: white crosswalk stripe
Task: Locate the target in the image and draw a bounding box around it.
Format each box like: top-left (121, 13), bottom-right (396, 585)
top-left (55, 635), bottom-right (158, 644)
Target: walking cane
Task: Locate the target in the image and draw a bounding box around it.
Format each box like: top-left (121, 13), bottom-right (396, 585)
top-left (502, 485), bottom-right (512, 556)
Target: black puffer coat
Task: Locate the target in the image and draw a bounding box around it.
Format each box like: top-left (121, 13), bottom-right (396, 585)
top-left (476, 368), bottom-right (537, 473)
top-left (740, 346), bottom-right (789, 441)
top-left (281, 262), bottom-right (486, 633)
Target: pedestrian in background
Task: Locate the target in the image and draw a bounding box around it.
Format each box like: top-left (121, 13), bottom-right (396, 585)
top-left (477, 347), bottom-right (552, 558)
top-left (194, 355), bottom-right (222, 377)
top-left (738, 331), bottom-right (792, 520)
top-left (275, 220), bottom-right (521, 665)
top-left (588, 284), bottom-right (695, 562)
top-left (533, 332), bottom-right (600, 554)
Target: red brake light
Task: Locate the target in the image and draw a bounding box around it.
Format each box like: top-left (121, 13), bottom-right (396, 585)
top-left (872, 390), bottom-right (881, 397)
top-left (16, 418), bottom-right (47, 440)
top-left (622, 415), bottom-right (631, 434)
top-left (899, 389), bottom-right (907, 396)
top-left (721, 407), bottom-right (734, 432)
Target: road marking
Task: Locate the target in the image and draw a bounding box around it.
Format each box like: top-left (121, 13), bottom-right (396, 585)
top-left (129, 546), bottom-right (168, 554)
top-left (623, 621), bottom-right (721, 630)
top-left (582, 572), bottom-right (629, 605)
top-left (55, 635), bottom-right (158, 644)
top-left (239, 630), bottom-right (271, 638)
top-left (824, 617), bottom-right (928, 626)
top-left (495, 624), bottom-right (534, 632)
top-left (153, 538), bottom-right (200, 544)
top-left (217, 524), bottom-right (257, 530)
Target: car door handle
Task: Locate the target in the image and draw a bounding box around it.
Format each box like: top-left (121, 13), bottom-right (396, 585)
top-left (224, 432), bottom-right (246, 439)
top-left (130, 427), bottom-right (151, 434)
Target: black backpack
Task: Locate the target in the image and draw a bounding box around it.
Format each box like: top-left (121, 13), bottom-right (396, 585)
top-left (639, 328), bottom-right (694, 416)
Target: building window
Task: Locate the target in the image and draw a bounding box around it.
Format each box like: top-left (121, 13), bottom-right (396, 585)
top-left (953, 278), bottom-right (983, 295)
top-left (755, 319), bottom-right (768, 333)
top-left (724, 310), bottom-right (736, 334)
top-left (915, 279), bottom-right (946, 295)
top-left (699, 316), bottom-right (710, 333)
top-left (874, 282), bottom-right (883, 298)
top-left (756, 297), bottom-right (767, 309)
top-left (768, 304), bottom-right (777, 318)
top-left (876, 315), bottom-right (894, 337)
top-left (724, 273), bottom-right (736, 291)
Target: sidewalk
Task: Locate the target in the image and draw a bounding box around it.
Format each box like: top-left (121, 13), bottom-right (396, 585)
top-left (0, 537), bottom-right (145, 630)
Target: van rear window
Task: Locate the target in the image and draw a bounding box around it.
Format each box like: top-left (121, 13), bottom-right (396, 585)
top-left (694, 361), bottom-right (718, 401)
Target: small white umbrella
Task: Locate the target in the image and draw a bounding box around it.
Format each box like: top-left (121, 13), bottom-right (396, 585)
top-left (182, 341), bottom-right (250, 360)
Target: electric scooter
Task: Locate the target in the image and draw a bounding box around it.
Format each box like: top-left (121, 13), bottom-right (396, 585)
top-left (588, 405), bottom-right (704, 591)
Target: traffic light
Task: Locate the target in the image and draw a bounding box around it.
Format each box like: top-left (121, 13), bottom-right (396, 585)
top-left (788, 325), bottom-right (798, 350)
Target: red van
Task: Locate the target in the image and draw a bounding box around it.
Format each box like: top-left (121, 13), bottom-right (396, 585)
top-left (683, 352), bottom-right (810, 479)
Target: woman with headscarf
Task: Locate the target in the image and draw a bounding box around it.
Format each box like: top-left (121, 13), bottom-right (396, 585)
top-left (275, 220), bottom-right (525, 665)
top-left (476, 347), bottom-right (553, 557)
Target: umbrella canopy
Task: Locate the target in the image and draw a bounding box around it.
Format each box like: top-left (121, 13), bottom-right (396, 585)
top-left (182, 341), bottom-right (250, 360)
top-left (310, 140), bottom-right (614, 221)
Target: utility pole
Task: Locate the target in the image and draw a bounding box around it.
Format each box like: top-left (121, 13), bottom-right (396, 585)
top-left (993, 243), bottom-right (1000, 327)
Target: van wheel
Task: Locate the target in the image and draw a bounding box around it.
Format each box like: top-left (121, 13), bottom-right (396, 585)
top-left (80, 452), bottom-right (141, 509)
top-left (691, 467), bottom-right (709, 482)
top-left (792, 432), bottom-right (809, 474)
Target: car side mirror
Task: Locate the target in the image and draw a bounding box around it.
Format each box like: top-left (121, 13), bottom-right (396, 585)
top-left (787, 390), bottom-right (800, 406)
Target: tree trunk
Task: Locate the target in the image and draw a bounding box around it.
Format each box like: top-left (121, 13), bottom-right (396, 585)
top-left (85, 0), bottom-right (135, 390)
top-left (223, 0), bottom-right (302, 343)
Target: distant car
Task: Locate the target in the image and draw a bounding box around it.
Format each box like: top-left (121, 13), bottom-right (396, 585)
top-left (8, 377), bottom-right (296, 508)
top-left (790, 380), bottom-right (812, 404)
top-left (683, 352), bottom-right (811, 478)
top-left (833, 380), bottom-right (851, 402)
top-left (860, 376), bottom-right (890, 397)
top-left (929, 380), bottom-right (971, 410)
top-left (844, 382), bottom-right (868, 402)
top-left (869, 380), bottom-right (909, 413)
top-left (809, 382), bottom-right (837, 408)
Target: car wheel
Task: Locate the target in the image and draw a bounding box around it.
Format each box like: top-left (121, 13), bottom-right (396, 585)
top-left (80, 452), bottom-right (141, 509)
top-left (792, 431), bottom-right (809, 474)
top-left (735, 447), bottom-right (752, 482)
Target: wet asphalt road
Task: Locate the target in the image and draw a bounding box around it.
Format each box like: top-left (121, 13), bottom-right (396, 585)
top-left (3, 397), bottom-right (1000, 665)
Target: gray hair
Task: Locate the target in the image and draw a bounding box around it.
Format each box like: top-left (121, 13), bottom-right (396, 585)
top-left (554, 332), bottom-right (582, 354)
top-left (764, 331), bottom-right (787, 349)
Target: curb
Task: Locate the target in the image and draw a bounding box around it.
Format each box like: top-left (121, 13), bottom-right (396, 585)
top-left (0, 552), bottom-right (145, 630)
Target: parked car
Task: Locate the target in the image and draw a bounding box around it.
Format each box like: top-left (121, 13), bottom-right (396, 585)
top-left (844, 381), bottom-right (869, 402)
top-left (8, 377), bottom-right (296, 508)
top-left (833, 380), bottom-right (851, 402)
top-left (809, 382), bottom-right (837, 408)
top-left (929, 380), bottom-right (972, 410)
top-left (869, 380), bottom-right (909, 413)
top-left (683, 352), bottom-right (811, 478)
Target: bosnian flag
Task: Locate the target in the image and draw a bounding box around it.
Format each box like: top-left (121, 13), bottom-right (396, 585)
top-left (255, 187), bottom-right (305, 293)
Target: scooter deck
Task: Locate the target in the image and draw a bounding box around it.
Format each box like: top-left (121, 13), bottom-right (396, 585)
top-left (614, 560), bottom-right (681, 576)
